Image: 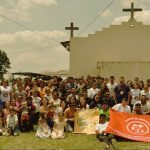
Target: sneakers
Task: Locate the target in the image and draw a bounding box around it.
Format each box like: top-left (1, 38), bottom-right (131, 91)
top-left (13, 132), bottom-right (18, 136)
top-left (111, 139), bottom-right (118, 150)
top-left (102, 142), bottom-right (111, 150)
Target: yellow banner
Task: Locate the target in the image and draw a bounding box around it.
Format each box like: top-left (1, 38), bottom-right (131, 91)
top-left (74, 109), bottom-right (99, 134)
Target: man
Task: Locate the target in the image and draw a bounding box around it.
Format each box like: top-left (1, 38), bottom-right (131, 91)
top-left (114, 77), bottom-right (130, 104)
top-left (101, 91), bottom-right (116, 108)
top-left (99, 101), bottom-right (110, 120)
top-left (65, 77), bottom-right (78, 94)
top-left (133, 103), bottom-right (143, 115)
top-left (106, 76), bottom-right (117, 98)
top-left (133, 94), bottom-right (150, 115)
top-left (95, 114), bottom-right (117, 150)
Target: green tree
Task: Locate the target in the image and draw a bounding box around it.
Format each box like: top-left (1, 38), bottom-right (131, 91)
top-left (0, 49), bottom-right (11, 73)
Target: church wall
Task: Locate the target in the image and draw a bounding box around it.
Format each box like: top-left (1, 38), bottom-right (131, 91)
top-left (70, 20), bottom-right (150, 81)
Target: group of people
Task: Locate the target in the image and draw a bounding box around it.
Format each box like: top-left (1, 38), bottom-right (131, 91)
top-left (0, 75), bottom-right (150, 147)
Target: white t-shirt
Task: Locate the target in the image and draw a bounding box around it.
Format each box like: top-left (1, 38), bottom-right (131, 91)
top-left (6, 114), bottom-right (18, 128)
top-left (140, 90), bottom-right (150, 99)
top-left (32, 96), bottom-right (41, 113)
top-left (87, 88), bottom-right (99, 99)
top-left (112, 103), bottom-right (131, 113)
top-left (0, 86), bottom-right (12, 102)
top-left (106, 83), bottom-right (117, 97)
top-left (130, 88), bottom-right (140, 105)
top-left (95, 122), bottom-right (109, 134)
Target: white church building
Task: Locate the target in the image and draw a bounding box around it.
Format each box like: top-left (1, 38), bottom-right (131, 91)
top-left (69, 3), bottom-right (150, 81)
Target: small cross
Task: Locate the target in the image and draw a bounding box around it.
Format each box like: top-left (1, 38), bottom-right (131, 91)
top-left (123, 2), bottom-right (142, 19)
top-left (65, 22), bottom-right (79, 38)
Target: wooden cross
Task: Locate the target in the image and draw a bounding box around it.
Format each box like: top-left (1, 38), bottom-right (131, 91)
top-left (123, 2), bottom-right (142, 19)
top-left (65, 22), bottom-right (79, 38)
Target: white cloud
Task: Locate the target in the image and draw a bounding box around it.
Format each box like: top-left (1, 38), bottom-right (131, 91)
top-left (112, 16), bottom-right (129, 24)
top-left (112, 10), bottom-right (150, 25)
top-left (101, 9), bottom-right (113, 17)
top-left (120, 0), bottom-right (149, 7)
top-left (17, 0), bottom-right (57, 10)
top-left (135, 10), bottom-right (150, 24)
top-left (0, 0), bottom-right (57, 23)
top-left (0, 30), bottom-right (69, 73)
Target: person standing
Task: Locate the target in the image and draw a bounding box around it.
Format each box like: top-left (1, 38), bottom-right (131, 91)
top-left (0, 79), bottom-right (12, 106)
top-left (114, 77), bottom-right (130, 104)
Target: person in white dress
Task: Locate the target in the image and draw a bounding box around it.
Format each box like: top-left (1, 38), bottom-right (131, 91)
top-left (35, 113), bottom-right (51, 138)
top-left (51, 112), bottom-right (67, 139)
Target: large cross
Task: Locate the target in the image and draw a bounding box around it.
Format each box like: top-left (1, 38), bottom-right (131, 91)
top-left (123, 2), bottom-right (142, 19)
top-left (65, 22), bottom-right (79, 38)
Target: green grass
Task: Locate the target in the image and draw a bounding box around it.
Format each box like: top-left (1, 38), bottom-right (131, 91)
top-left (0, 132), bottom-right (150, 150)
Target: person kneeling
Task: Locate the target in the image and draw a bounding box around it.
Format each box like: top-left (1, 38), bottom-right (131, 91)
top-left (51, 112), bottom-right (67, 139)
top-left (95, 114), bottom-right (117, 150)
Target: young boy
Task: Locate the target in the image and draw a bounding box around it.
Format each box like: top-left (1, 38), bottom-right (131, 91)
top-left (95, 114), bottom-right (117, 150)
top-left (6, 108), bottom-right (19, 136)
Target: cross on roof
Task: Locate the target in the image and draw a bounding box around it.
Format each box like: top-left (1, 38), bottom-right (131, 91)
top-left (123, 2), bottom-right (142, 19)
top-left (65, 22), bottom-right (79, 38)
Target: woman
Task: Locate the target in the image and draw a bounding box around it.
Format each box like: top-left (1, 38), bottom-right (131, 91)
top-left (112, 98), bottom-right (131, 113)
top-left (89, 94), bottom-right (102, 109)
top-left (0, 79), bottom-right (12, 106)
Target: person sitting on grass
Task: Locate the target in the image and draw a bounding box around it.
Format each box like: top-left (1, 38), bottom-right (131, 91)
top-left (47, 104), bottom-right (56, 130)
top-left (35, 113), bottom-right (51, 138)
top-left (6, 108), bottom-right (19, 136)
top-left (51, 111), bottom-right (67, 139)
top-left (64, 103), bottom-right (77, 132)
top-left (95, 114), bottom-right (117, 150)
top-left (20, 101), bottom-right (30, 132)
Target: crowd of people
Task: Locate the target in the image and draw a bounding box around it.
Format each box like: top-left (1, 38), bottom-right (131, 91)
top-left (0, 75), bottom-right (150, 146)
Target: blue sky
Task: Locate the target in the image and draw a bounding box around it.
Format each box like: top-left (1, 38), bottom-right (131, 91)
top-left (0, 0), bottom-right (150, 73)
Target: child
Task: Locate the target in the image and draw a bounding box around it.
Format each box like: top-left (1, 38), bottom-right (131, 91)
top-left (20, 101), bottom-right (30, 132)
top-left (51, 112), bottom-right (67, 139)
top-left (35, 113), bottom-right (51, 138)
top-left (47, 104), bottom-right (56, 129)
top-left (2, 101), bottom-right (10, 127)
top-left (64, 103), bottom-right (77, 132)
top-left (6, 108), bottom-right (19, 136)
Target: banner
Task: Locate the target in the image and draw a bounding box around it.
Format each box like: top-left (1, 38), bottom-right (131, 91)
top-left (74, 109), bottom-right (99, 134)
top-left (105, 109), bottom-right (150, 142)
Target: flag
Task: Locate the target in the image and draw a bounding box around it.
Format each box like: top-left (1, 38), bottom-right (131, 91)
top-left (60, 41), bottom-right (70, 51)
top-left (105, 109), bottom-right (150, 142)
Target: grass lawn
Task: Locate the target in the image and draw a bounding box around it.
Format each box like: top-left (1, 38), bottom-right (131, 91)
top-left (0, 132), bottom-right (150, 150)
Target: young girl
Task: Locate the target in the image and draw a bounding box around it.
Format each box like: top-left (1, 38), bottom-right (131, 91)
top-left (51, 112), bottom-right (67, 139)
top-left (2, 101), bottom-right (10, 127)
top-left (35, 113), bottom-right (51, 138)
